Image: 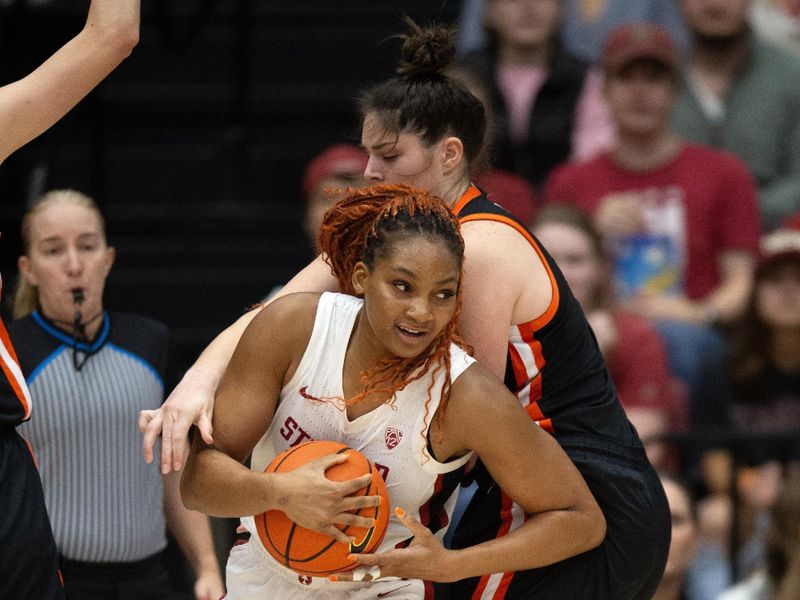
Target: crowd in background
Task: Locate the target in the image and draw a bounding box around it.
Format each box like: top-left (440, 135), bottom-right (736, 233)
top-left (444, 1), bottom-right (800, 599)
top-left (2, 1), bottom-right (800, 599)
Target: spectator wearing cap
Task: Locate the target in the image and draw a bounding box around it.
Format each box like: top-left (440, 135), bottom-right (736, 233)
top-left (544, 22), bottom-right (761, 405)
top-left (301, 143), bottom-right (367, 250)
top-left (688, 215), bottom-right (800, 600)
top-left (671, 0), bottom-right (800, 229)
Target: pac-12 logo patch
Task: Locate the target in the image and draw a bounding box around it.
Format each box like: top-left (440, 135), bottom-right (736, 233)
top-left (384, 427), bottom-right (403, 450)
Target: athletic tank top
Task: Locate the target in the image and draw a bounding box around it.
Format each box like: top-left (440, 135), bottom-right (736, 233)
top-left (453, 186), bottom-right (635, 444)
top-left (244, 292), bottom-right (475, 557)
top-left (0, 311), bottom-right (32, 427)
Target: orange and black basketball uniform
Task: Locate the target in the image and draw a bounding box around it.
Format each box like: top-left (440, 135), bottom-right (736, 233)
top-left (438, 188), bottom-right (671, 600)
top-left (0, 312), bottom-right (64, 599)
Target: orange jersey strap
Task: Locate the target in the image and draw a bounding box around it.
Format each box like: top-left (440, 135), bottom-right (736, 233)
top-left (0, 316), bottom-right (32, 420)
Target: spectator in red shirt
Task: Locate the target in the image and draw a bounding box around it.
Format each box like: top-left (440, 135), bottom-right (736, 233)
top-left (544, 22), bottom-right (760, 399)
top-left (532, 203), bottom-right (687, 470)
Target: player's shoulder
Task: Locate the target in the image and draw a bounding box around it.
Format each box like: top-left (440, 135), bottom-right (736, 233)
top-left (261, 292), bottom-right (323, 320)
top-left (251, 292), bottom-right (324, 342)
top-left (449, 361), bottom-right (517, 416)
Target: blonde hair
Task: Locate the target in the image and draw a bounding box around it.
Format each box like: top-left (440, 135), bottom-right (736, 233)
top-left (13, 190), bottom-right (106, 320)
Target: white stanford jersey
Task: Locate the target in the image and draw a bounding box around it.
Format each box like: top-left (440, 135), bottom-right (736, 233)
top-left (239, 292), bottom-right (474, 583)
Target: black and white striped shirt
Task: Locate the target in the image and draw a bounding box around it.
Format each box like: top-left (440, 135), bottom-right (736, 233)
top-left (12, 311), bottom-right (168, 563)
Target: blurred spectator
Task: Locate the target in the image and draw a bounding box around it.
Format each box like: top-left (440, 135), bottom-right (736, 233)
top-left (544, 22), bottom-right (760, 400)
top-left (671, 0), bottom-right (800, 230)
top-left (261, 143), bottom-right (368, 303)
top-left (11, 190), bottom-right (224, 600)
top-left (717, 470), bottom-right (800, 600)
top-left (652, 473), bottom-right (698, 600)
top-left (718, 214), bottom-right (800, 462)
top-left (445, 63), bottom-right (539, 222)
top-left (459, 0), bottom-right (614, 190)
top-left (751, 0), bottom-right (800, 56)
top-left (457, 0), bottom-right (688, 63)
top-left (532, 203), bottom-right (686, 470)
top-left (688, 215), bottom-right (800, 600)
top-left (301, 143), bottom-right (367, 252)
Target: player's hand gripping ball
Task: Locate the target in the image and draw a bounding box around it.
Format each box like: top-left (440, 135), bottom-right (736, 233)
top-left (254, 440), bottom-right (390, 577)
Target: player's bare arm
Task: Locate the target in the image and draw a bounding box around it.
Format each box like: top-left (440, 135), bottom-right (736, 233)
top-left (0, 0), bottom-right (139, 163)
top-left (339, 364), bottom-right (605, 583)
top-left (180, 293), bottom-right (377, 544)
top-left (459, 220), bottom-right (552, 379)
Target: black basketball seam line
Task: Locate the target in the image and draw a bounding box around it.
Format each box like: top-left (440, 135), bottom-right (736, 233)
top-left (284, 522), bottom-right (299, 567)
top-left (261, 512), bottom-right (290, 559)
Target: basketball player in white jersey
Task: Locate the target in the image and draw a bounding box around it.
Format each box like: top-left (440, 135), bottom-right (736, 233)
top-left (180, 185), bottom-right (605, 599)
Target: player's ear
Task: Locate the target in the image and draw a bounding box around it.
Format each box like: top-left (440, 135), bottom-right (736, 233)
top-left (351, 262), bottom-right (369, 297)
top-left (440, 136), bottom-right (464, 176)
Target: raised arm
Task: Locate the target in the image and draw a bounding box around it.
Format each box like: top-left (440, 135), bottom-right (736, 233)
top-left (140, 253), bottom-right (340, 472)
top-left (0, 0), bottom-right (140, 164)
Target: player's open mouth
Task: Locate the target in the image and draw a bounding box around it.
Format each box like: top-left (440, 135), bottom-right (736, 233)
top-left (396, 325), bottom-right (426, 337)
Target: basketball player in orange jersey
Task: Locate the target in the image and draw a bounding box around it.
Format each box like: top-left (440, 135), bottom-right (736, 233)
top-left (180, 184), bottom-right (604, 599)
top-left (1, 2), bottom-right (139, 598)
top-left (143, 20), bottom-right (671, 600)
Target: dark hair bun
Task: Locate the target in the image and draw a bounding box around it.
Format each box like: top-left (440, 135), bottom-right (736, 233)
top-left (396, 18), bottom-right (456, 77)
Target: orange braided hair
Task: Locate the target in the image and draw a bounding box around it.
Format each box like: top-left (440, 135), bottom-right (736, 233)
top-left (314, 184), bottom-right (469, 440)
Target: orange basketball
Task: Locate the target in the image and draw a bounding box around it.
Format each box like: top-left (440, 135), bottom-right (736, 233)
top-left (254, 440), bottom-right (390, 577)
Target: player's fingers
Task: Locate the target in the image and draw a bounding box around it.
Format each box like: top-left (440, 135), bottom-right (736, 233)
top-left (160, 414), bottom-right (174, 474)
top-left (139, 410), bottom-right (162, 464)
top-left (168, 416), bottom-right (193, 471)
top-left (341, 493), bottom-right (381, 512)
top-left (333, 512), bottom-right (374, 529)
top-left (395, 507), bottom-right (429, 538)
top-left (314, 451), bottom-right (353, 470)
top-left (323, 525), bottom-right (353, 545)
top-left (345, 565), bottom-right (382, 582)
top-left (336, 473), bottom-right (373, 496)
top-left (196, 412), bottom-right (214, 445)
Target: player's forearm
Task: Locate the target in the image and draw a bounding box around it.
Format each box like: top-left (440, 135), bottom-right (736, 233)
top-left (445, 503), bottom-right (605, 581)
top-left (181, 446), bottom-right (277, 518)
top-left (163, 471), bottom-right (222, 578)
top-left (0, 0), bottom-right (139, 161)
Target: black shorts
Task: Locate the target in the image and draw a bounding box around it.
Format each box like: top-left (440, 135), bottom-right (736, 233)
top-left (441, 435), bottom-right (671, 599)
top-left (0, 427), bottom-right (64, 600)
top-left (59, 551), bottom-right (182, 600)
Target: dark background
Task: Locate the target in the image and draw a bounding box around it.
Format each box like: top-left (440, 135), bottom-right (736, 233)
top-left (0, 0), bottom-right (462, 391)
